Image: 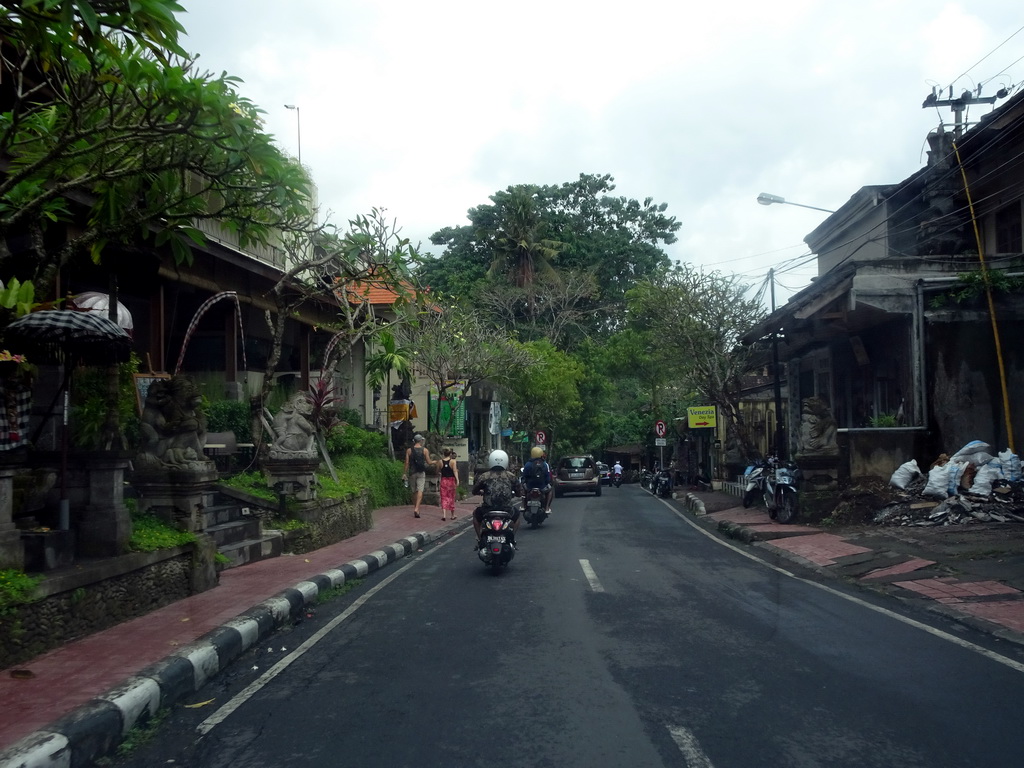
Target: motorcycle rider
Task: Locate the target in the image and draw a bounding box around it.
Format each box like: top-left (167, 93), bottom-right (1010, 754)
top-left (522, 445), bottom-right (554, 514)
top-left (612, 460), bottom-right (623, 486)
top-left (472, 449), bottom-right (523, 547)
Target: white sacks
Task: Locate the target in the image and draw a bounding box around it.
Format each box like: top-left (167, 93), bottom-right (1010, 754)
top-left (889, 460), bottom-right (923, 490)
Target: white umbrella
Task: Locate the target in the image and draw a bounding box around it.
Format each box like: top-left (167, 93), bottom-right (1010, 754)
top-left (71, 291), bottom-right (133, 331)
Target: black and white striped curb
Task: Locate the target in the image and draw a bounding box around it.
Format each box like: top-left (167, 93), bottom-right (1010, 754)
top-left (0, 524), bottom-right (464, 768)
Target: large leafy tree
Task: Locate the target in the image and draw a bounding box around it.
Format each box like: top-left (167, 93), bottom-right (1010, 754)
top-left (402, 303), bottom-right (536, 437)
top-left (626, 265), bottom-right (766, 458)
top-left (0, 0), bottom-right (313, 293)
top-left (499, 339), bottom-right (584, 447)
top-left (423, 173), bottom-right (679, 344)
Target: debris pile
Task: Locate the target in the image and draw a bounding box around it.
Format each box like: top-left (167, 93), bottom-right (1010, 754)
top-left (876, 442), bottom-right (1024, 527)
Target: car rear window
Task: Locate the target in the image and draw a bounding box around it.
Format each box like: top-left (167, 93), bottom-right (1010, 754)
top-left (560, 457), bottom-right (593, 469)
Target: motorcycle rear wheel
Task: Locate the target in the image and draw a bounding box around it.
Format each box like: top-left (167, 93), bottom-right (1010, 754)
top-left (776, 490), bottom-right (798, 524)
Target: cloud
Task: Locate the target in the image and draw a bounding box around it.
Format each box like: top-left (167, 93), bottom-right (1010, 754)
top-left (179, 0), bottom-right (1024, 304)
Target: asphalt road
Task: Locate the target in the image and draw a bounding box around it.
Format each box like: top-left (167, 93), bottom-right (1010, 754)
top-left (112, 486), bottom-right (1024, 768)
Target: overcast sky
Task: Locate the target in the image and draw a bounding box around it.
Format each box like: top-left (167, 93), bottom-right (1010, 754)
top-left (180, 1), bottom-right (1024, 306)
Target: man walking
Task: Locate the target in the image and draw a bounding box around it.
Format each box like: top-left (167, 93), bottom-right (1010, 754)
top-left (404, 434), bottom-right (432, 518)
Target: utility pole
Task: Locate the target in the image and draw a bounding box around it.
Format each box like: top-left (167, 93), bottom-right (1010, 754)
top-left (770, 268), bottom-right (786, 460)
top-left (922, 85), bottom-right (1006, 139)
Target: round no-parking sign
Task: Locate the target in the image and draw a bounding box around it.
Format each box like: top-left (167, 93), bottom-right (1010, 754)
top-left (535, 430), bottom-right (547, 445)
top-left (654, 420), bottom-right (667, 437)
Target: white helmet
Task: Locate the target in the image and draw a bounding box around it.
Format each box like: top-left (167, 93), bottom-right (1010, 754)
top-left (487, 449), bottom-right (509, 470)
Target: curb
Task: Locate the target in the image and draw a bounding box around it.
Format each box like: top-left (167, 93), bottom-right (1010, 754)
top-left (0, 522), bottom-right (467, 768)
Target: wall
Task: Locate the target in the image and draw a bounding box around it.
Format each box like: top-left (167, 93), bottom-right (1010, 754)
top-left (0, 546), bottom-right (195, 669)
top-left (837, 428), bottom-right (928, 484)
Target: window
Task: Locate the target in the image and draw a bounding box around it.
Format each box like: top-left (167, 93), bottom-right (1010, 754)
top-left (995, 201), bottom-right (1022, 254)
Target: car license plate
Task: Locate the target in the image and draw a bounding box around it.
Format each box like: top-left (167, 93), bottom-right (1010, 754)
top-left (570, 472), bottom-right (583, 479)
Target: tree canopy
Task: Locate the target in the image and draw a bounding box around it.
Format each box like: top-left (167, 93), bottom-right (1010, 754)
top-left (422, 173), bottom-right (680, 342)
top-left (0, 0), bottom-right (314, 293)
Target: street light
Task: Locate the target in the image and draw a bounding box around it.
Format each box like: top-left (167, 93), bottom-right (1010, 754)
top-left (284, 104), bottom-right (301, 165)
top-left (756, 192), bottom-right (834, 213)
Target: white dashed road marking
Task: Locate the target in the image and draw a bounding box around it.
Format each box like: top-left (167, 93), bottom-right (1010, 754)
top-left (579, 559), bottom-right (605, 592)
top-left (668, 725), bottom-right (716, 767)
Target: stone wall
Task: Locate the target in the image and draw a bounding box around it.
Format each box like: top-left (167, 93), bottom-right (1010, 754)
top-left (0, 547), bottom-right (194, 669)
top-left (280, 491), bottom-right (372, 554)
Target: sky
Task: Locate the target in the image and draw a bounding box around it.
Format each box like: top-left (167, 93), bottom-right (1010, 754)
top-left (179, 1), bottom-right (1024, 306)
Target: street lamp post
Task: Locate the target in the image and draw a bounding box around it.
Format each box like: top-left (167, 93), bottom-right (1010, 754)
top-left (284, 104), bottom-right (301, 165)
top-left (756, 192), bottom-right (835, 213)
top-left (757, 191), bottom-right (835, 458)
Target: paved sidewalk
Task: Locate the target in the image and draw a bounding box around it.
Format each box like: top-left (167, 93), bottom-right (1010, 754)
top-left (683, 488), bottom-right (1024, 645)
top-left (0, 498), bottom-right (476, 768)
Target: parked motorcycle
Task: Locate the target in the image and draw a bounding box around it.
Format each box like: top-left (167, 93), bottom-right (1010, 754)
top-left (522, 487), bottom-right (548, 528)
top-left (477, 509), bottom-right (516, 573)
top-left (641, 470), bottom-right (654, 490)
top-left (742, 456), bottom-right (800, 523)
top-left (654, 470), bottom-right (673, 498)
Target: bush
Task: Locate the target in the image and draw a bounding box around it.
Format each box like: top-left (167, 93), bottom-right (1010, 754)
top-left (128, 513), bottom-right (197, 552)
top-left (205, 400), bottom-right (252, 442)
top-left (0, 569), bottom-right (41, 609)
top-left (325, 423), bottom-right (387, 460)
top-left (334, 454), bottom-right (406, 508)
top-left (220, 470), bottom-right (276, 503)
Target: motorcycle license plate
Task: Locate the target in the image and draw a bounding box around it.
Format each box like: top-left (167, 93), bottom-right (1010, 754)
top-left (486, 535), bottom-right (506, 544)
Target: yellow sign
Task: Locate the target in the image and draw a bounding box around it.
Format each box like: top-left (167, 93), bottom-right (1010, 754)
top-left (687, 406), bottom-right (717, 429)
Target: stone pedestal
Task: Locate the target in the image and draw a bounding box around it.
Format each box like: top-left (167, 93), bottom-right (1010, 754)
top-left (794, 453), bottom-right (840, 491)
top-left (263, 456), bottom-right (320, 503)
top-left (132, 464), bottom-right (220, 533)
top-left (22, 529), bottom-right (74, 571)
top-left (0, 467), bottom-right (24, 570)
top-left (76, 455), bottom-right (133, 557)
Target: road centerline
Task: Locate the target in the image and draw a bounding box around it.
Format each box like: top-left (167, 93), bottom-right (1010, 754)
top-left (579, 558), bottom-right (605, 592)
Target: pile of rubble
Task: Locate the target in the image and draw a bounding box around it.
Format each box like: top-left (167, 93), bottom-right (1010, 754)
top-left (874, 441), bottom-right (1024, 527)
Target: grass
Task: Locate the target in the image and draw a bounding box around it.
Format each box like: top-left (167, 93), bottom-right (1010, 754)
top-left (315, 578), bottom-right (363, 604)
top-left (128, 513), bottom-right (197, 552)
top-left (0, 569), bottom-right (41, 609)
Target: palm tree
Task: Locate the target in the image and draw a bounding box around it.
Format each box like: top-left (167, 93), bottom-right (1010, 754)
top-left (364, 330), bottom-right (415, 458)
top-left (487, 187), bottom-right (561, 318)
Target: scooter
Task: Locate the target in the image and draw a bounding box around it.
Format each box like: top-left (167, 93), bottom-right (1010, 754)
top-left (743, 456), bottom-right (800, 523)
top-left (477, 509), bottom-right (516, 574)
top-left (523, 487), bottom-right (548, 528)
top-left (654, 470), bottom-right (673, 498)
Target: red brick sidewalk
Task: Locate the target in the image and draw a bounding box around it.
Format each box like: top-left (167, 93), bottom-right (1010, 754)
top-left (0, 498), bottom-right (476, 752)
top-left (697, 492), bottom-right (1024, 643)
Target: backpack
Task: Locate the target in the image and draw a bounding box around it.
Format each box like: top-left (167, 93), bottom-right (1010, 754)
top-left (410, 446), bottom-right (427, 473)
top-left (523, 458), bottom-right (545, 483)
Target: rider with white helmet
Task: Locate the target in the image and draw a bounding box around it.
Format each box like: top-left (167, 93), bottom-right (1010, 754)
top-left (471, 449), bottom-right (523, 545)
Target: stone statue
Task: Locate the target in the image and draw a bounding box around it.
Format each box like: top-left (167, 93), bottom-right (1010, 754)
top-left (269, 393), bottom-right (317, 459)
top-left (136, 375), bottom-right (212, 470)
top-left (797, 396), bottom-right (839, 457)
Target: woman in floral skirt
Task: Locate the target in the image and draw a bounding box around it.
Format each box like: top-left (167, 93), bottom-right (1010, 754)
top-left (438, 447), bottom-right (459, 520)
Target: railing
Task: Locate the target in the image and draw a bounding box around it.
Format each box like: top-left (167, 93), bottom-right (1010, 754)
top-left (192, 218), bottom-right (288, 269)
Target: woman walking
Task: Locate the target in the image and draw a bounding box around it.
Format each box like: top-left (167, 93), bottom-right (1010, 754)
top-left (438, 448), bottom-right (459, 521)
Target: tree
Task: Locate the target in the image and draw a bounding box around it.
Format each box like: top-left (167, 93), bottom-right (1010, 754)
top-left (402, 304), bottom-right (536, 437)
top-left (254, 210), bottom-right (420, 448)
top-left (0, 0), bottom-right (314, 293)
top-left (473, 271), bottom-right (598, 346)
top-left (626, 265), bottom-right (767, 458)
top-left (499, 339), bottom-right (584, 446)
top-left (423, 173), bottom-right (679, 344)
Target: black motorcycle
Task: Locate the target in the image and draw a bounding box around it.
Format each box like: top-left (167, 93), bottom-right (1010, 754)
top-left (613, 472), bottom-right (623, 488)
top-left (653, 470), bottom-right (673, 498)
top-left (477, 509), bottom-right (516, 574)
top-left (522, 487), bottom-right (548, 528)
